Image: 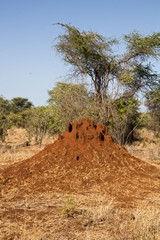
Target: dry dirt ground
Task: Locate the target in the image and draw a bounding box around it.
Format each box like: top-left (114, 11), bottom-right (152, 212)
top-left (0, 120), bottom-right (160, 240)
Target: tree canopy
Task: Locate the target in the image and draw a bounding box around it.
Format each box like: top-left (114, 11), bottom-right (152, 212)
top-left (10, 97), bottom-right (33, 113)
top-left (54, 23), bottom-right (160, 101)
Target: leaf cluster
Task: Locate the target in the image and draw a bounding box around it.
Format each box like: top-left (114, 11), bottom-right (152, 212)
top-left (124, 32), bottom-right (160, 60)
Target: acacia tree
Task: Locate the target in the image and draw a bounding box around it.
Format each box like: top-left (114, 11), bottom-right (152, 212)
top-left (54, 23), bottom-right (160, 101)
top-left (54, 23), bottom-right (118, 101)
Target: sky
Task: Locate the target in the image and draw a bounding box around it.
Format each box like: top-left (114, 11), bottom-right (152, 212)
top-left (0, 0), bottom-right (160, 106)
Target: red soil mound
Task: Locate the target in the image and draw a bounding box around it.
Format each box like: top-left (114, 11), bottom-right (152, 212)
top-left (1, 118), bottom-right (159, 204)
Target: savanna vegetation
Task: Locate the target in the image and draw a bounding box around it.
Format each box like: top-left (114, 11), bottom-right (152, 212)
top-left (0, 24), bottom-right (160, 145)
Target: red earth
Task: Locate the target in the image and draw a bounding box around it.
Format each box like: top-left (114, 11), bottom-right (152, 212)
top-left (1, 118), bottom-right (160, 206)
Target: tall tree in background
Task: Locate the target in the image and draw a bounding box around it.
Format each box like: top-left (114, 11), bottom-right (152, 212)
top-left (10, 97), bottom-right (33, 113)
top-left (8, 97), bottom-right (33, 128)
top-left (54, 23), bottom-right (118, 101)
top-left (54, 23), bottom-right (160, 101)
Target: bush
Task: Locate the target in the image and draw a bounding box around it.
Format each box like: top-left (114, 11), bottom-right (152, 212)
top-left (24, 107), bottom-right (54, 146)
top-left (107, 98), bottom-right (140, 144)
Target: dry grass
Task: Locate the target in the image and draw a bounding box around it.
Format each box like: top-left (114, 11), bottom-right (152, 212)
top-left (125, 128), bottom-right (160, 165)
top-left (0, 128), bottom-right (58, 170)
top-left (0, 146), bottom-right (39, 170)
top-left (1, 192), bottom-right (160, 240)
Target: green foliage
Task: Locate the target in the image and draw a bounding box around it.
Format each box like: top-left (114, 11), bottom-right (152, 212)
top-left (107, 98), bottom-right (140, 144)
top-left (0, 116), bottom-right (8, 142)
top-left (10, 97), bottom-right (33, 113)
top-left (0, 97), bottom-right (11, 115)
top-left (61, 195), bottom-right (76, 218)
top-left (48, 82), bottom-right (140, 144)
top-left (121, 63), bottom-right (159, 99)
top-left (48, 82), bottom-right (116, 131)
top-left (24, 106), bottom-right (54, 146)
top-left (0, 97), bottom-right (10, 142)
top-left (48, 82), bottom-right (90, 128)
top-left (8, 111), bottom-right (31, 128)
top-left (145, 85), bottom-right (160, 135)
top-left (146, 85), bottom-right (160, 113)
top-left (124, 31), bottom-right (160, 59)
top-left (0, 96), bottom-right (33, 142)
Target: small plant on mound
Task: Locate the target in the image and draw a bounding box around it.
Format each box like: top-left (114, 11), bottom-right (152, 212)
top-left (61, 195), bottom-right (77, 218)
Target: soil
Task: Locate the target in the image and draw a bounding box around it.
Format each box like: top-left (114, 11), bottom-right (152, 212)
top-left (1, 118), bottom-right (160, 206)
